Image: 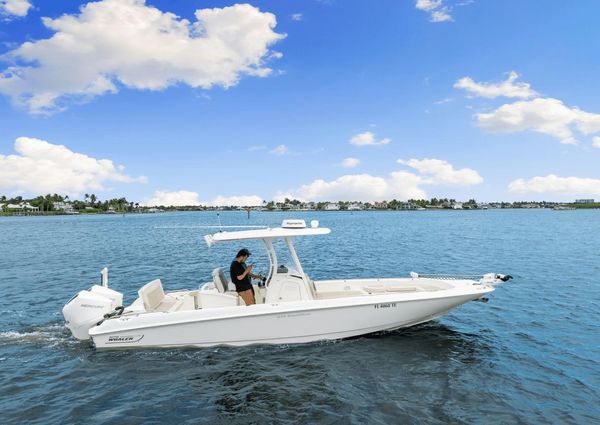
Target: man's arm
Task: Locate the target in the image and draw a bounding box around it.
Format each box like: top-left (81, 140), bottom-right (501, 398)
top-left (236, 264), bottom-right (253, 281)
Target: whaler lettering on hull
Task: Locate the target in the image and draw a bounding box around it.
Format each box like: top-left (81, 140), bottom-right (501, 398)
top-left (106, 335), bottom-right (144, 344)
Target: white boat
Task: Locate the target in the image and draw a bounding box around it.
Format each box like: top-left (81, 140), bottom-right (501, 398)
top-left (62, 219), bottom-right (511, 349)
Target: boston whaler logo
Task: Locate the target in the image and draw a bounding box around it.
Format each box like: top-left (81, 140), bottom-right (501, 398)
top-left (107, 335), bottom-right (144, 344)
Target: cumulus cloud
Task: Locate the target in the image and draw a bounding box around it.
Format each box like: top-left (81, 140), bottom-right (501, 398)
top-left (144, 190), bottom-right (201, 207)
top-left (277, 172), bottom-right (426, 202)
top-left (0, 0), bottom-right (32, 17)
top-left (455, 72), bottom-right (600, 145)
top-left (415, 0), bottom-right (453, 22)
top-left (454, 71), bottom-right (538, 99)
top-left (0, 137), bottom-right (146, 196)
top-left (508, 175), bottom-right (600, 196)
top-left (209, 195), bottom-right (263, 207)
top-left (143, 191), bottom-right (262, 207)
top-left (277, 158), bottom-right (482, 202)
top-left (593, 136), bottom-right (600, 149)
top-left (476, 97), bottom-right (600, 145)
top-left (349, 131), bottom-right (390, 146)
top-left (270, 144), bottom-right (289, 155)
top-left (398, 158), bottom-right (483, 185)
top-left (0, 0), bottom-right (284, 114)
top-left (340, 157), bottom-right (360, 168)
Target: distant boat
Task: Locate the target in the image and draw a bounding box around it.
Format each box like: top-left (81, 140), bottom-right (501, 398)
top-left (553, 205), bottom-right (575, 211)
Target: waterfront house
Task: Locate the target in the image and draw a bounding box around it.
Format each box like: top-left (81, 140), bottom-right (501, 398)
top-left (53, 202), bottom-right (75, 214)
top-left (398, 202), bottom-right (415, 210)
top-left (6, 203), bottom-right (40, 213)
top-left (325, 202), bottom-right (339, 211)
top-left (347, 202), bottom-right (363, 211)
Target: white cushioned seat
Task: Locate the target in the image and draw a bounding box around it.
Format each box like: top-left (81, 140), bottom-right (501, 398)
top-left (212, 268), bottom-right (231, 293)
top-left (138, 279), bottom-right (178, 312)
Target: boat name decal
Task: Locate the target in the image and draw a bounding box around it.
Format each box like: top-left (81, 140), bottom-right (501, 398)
top-left (106, 335), bottom-right (144, 343)
top-left (374, 303), bottom-right (396, 309)
top-left (80, 304), bottom-right (104, 309)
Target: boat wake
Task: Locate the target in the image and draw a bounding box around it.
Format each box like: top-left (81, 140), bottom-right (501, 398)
top-left (0, 324), bottom-right (72, 347)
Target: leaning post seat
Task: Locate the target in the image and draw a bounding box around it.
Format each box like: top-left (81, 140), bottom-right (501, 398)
top-left (212, 268), bottom-right (231, 293)
top-left (138, 279), bottom-right (178, 312)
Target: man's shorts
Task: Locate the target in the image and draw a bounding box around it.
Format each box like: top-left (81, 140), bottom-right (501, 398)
top-left (234, 282), bottom-right (254, 293)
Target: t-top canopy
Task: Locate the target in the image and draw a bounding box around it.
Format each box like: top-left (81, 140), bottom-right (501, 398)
top-left (204, 225), bottom-right (331, 247)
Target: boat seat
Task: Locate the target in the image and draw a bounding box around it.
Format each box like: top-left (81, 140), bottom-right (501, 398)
top-left (212, 268), bottom-right (231, 293)
top-left (138, 279), bottom-right (178, 312)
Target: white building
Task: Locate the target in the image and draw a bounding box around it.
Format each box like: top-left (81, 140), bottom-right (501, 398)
top-left (53, 202), bottom-right (75, 213)
top-left (347, 202), bottom-right (362, 211)
top-left (324, 203), bottom-right (339, 211)
top-left (575, 199), bottom-right (594, 204)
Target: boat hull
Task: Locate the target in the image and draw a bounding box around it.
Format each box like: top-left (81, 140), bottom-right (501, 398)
top-left (89, 290), bottom-right (490, 349)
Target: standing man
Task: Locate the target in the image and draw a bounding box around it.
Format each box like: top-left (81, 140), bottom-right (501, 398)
top-left (230, 248), bottom-right (257, 305)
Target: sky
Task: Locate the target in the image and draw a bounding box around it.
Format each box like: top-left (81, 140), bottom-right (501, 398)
top-left (1, 0), bottom-right (600, 206)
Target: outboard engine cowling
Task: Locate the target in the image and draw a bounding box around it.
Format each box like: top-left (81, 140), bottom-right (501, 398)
top-left (63, 285), bottom-right (123, 340)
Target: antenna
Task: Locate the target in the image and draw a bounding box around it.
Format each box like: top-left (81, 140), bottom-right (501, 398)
top-left (217, 212), bottom-right (223, 232)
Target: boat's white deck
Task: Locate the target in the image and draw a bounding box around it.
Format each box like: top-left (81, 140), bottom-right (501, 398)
top-left (127, 277), bottom-right (468, 314)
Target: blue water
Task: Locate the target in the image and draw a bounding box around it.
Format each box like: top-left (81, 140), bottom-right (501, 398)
top-left (1, 210), bottom-right (599, 424)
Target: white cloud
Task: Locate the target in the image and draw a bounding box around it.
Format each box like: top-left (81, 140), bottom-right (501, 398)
top-left (0, 137), bottom-right (146, 196)
top-left (456, 72), bottom-right (600, 145)
top-left (209, 195), bottom-right (263, 206)
top-left (416, 0), bottom-right (442, 11)
top-left (430, 9), bottom-right (452, 22)
top-left (508, 175), bottom-right (600, 196)
top-left (349, 131), bottom-right (390, 146)
top-left (1, 0), bottom-right (32, 17)
top-left (398, 158), bottom-right (483, 185)
top-left (270, 144), bottom-right (289, 155)
top-left (476, 97), bottom-right (600, 145)
top-left (593, 136), bottom-right (600, 148)
top-left (144, 190), bottom-right (201, 207)
top-left (415, 0), bottom-right (453, 22)
top-left (143, 191), bottom-right (262, 207)
top-left (340, 157), bottom-right (360, 168)
top-left (291, 13), bottom-right (302, 21)
top-left (0, 0), bottom-right (284, 114)
top-left (454, 71), bottom-right (538, 99)
top-left (278, 158), bottom-right (482, 202)
top-left (278, 172), bottom-right (426, 202)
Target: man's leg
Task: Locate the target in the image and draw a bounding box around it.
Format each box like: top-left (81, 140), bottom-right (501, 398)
top-left (239, 289), bottom-right (255, 305)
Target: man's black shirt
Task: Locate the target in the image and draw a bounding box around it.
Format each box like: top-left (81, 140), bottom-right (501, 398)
top-left (230, 260), bottom-right (252, 292)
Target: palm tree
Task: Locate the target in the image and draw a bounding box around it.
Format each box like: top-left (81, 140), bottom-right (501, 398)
top-left (84, 193), bottom-right (90, 205)
top-left (90, 194), bottom-right (97, 207)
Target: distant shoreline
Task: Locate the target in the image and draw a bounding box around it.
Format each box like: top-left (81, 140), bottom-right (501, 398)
top-left (2, 206), bottom-right (599, 217)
